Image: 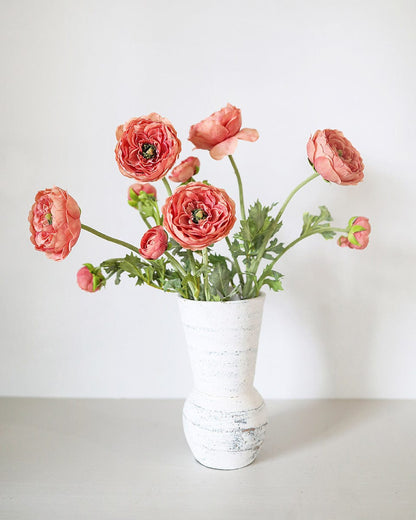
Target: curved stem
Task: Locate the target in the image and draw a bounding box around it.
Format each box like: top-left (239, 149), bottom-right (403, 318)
top-left (162, 177), bottom-right (172, 197)
top-left (275, 172), bottom-right (319, 223)
top-left (225, 236), bottom-right (244, 287)
top-left (228, 155), bottom-right (246, 220)
top-left (164, 251), bottom-right (186, 277)
top-left (258, 226), bottom-right (342, 286)
top-left (81, 224), bottom-right (139, 254)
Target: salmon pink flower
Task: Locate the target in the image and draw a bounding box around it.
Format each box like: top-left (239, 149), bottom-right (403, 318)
top-left (338, 217), bottom-right (371, 249)
top-left (28, 187), bottom-right (81, 261)
top-left (307, 129), bottom-right (364, 185)
top-left (162, 182), bottom-right (236, 250)
top-left (139, 226), bottom-right (168, 260)
top-left (77, 264), bottom-right (105, 292)
top-left (169, 156), bottom-right (200, 182)
top-left (188, 104), bottom-right (259, 160)
top-left (116, 113), bottom-right (181, 182)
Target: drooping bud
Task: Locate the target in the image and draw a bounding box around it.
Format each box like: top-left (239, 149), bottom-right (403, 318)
top-left (338, 217), bottom-right (371, 250)
top-left (77, 264), bottom-right (106, 292)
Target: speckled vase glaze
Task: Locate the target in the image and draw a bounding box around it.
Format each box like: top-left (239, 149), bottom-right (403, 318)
top-left (178, 293), bottom-right (267, 470)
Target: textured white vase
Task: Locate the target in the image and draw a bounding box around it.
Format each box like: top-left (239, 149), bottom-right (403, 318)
top-left (178, 293), bottom-right (267, 470)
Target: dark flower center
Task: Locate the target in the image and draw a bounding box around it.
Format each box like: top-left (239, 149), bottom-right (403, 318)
top-left (337, 149), bottom-right (343, 157)
top-left (141, 143), bottom-right (157, 160)
top-left (45, 213), bottom-right (52, 225)
top-left (191, 208), bottom-right (208, 224)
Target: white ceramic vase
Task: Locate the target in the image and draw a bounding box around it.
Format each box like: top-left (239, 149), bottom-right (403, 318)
top-left (178, 293), bottom-right (267, 470)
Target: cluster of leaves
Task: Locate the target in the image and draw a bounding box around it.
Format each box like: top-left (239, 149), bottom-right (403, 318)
top-left (101, 254), bottom-right (186, 297)
top-left (301, 206), bottom-right (336, 239)
top-left (230, 201), bottom-right (285, 298)
top-left (98, 198), bottom-right (337, 302)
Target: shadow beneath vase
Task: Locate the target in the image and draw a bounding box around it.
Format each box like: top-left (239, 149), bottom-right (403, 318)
top-left (256, 399), bottom-right (386, 463)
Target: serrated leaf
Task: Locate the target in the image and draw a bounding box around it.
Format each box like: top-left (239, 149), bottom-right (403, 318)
top-left (260, 266), bottom-right (284, 292)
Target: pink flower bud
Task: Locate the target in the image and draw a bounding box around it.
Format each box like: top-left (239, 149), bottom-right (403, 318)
top-left (128, 182), bottom-right (157, 201)
top-left (77, 265), bottom-right (105, 292)
top-left (338, 217), bottom-right (371, 250)
top-left (169, 157), bottom-right (200, 183)
top-left (139, 226), bottom-right (168, 260)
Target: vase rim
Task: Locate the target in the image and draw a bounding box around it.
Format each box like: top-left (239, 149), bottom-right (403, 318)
top-left (178, 292), bottom-right (266, 305)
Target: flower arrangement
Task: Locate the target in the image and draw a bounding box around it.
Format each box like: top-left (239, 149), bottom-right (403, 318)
top-left (29, 104), bottom-right (371, 301)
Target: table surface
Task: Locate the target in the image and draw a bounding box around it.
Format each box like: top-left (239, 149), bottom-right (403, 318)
top-left (0, 398), bottom-right (415, 519)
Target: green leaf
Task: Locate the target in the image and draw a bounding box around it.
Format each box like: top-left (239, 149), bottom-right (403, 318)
top-left (260, 266), bottom-right (284, 292)
top-left (208, 259), bottom-right (238, 301)
top-left (301, 205), bottom-right (335, 240)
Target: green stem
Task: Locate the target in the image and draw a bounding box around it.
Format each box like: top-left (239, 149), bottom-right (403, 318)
top-left (275, 172), bottom-right (319, 223)
top-left (228, 155), bottom-right (246, 221)
top-left (142, 216), bottom-right (152, 229)
top-left (330, 227), bottom-right (348, 233)
top-left (81, 224), bottom-right (139, 254)
top-left (202, 247), bottom-right (210, 301)
top-left (258, 225), bottom-right (343, 286)
top-left (242, 171), bottom-right (320, 298)
top-left (225, 236), bottom-right (244, 288)
top-left (163, 177), bottom-right (173, 197)
top-left (164, 251), bottom-right (186, 277)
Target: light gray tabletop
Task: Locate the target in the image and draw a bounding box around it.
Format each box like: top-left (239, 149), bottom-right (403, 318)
top-left (0, 398), bottom-right (415, 519)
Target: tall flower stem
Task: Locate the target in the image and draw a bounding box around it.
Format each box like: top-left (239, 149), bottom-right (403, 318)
top-left (163, 177), bottom-right (173, 197)
top-left (81, 224), bottom-right (139, 254)
top-left (275, 172), bottom-right (320, 223)
top-left (228, 155), bottom-right (246, 221)
top-left (202, 247), bottom-right (210, 301)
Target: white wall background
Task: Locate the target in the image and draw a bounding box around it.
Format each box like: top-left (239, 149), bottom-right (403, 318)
top-left (1, 0), bottom-right (415, 398)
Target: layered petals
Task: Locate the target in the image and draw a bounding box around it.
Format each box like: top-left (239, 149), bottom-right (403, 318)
top-left (307, 129), bottom-right (364, 185)
top-left (28, 187), bottom-right (81, 261)
top-left (162, 182), bottom-right (236, 250)
top-left (116, 113), bottom-right (181, 182)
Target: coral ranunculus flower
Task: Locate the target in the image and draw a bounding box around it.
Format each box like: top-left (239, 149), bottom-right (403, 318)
top-left (338, 217), bottom-right (371, 250)
top-left (307, 129), bottom-right (364, 185)
top-left (28, 187), bottom-right (81, 260)
top-left (162, 182), bottom-right (236, 250)
top-left (188, 104), bottom-right (259, 160)
top-left (139, 226), bottom-right (168, 260)
top-left (116, 113), bottom-right (181, 182)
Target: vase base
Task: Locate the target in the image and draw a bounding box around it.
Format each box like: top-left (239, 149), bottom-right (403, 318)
top-left (183, 389), bottom-right (267, 470)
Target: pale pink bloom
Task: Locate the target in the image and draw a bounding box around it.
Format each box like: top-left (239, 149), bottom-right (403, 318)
top-left (188, 104), bottom-right (259, 160)
top-left (128, 182), bottom-right (157, 200)
top-left (162, 182), bottom-right (236, 250)
top-left (139, 226), bottom-right (168, 260)
top-left (28, 187), bottom-right (81, 261)
top-left (116, 113), bottom-right (181, 182)
top-left (307, 129), bottom-right (364, 185)
top-left (338, 217), bottom-right (371, 249)
top-left (169, 157), bottom-right (200, 182)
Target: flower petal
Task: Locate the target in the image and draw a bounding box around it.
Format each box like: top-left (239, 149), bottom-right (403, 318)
top-left (236, 128), bottom-right (259, 142)
top-left (209, 137), bottom-right (239, 160)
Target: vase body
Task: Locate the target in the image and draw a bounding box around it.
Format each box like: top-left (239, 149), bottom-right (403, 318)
top-left (178, 293), bottom-right (267, 470)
